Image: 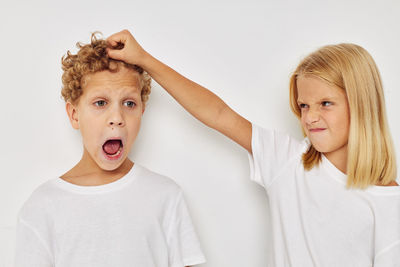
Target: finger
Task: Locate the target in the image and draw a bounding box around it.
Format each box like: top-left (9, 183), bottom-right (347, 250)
top-left (107, 39), bottom-right (118, 47)
top-left (106, 30), bottom-right (128, 46)
top-left (106, 48), bottom-right (123, 60)
top-left (106, 36), bottom-right (124, 47)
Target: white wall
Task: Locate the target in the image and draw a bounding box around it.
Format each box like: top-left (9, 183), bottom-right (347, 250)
top-left (1, 0), bottom-right (399, 266)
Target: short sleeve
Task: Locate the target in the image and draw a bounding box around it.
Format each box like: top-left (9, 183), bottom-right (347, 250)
top-left (167, 192), bottom-right (206, 267)
top-left (247, 123), bottom-right (308, 189)
top-left (374, 241), bottom-right (400, 267)
top-left (14, 218), bottom-right (53, 267)
top-left (372, 194), bottom-right (400, 267)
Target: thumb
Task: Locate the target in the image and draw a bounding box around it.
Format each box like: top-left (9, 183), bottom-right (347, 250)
top-left (107, 48), bottom-right (124, 61)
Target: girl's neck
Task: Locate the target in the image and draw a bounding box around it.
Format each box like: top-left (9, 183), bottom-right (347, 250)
top-left (323, 144), bottom-right (399, 186)
top-left (323, 144), bottom-right (348, 174)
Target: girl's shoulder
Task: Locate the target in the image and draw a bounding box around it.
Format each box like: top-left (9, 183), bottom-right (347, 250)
top-left (375, 180), bottom-right (399, 186)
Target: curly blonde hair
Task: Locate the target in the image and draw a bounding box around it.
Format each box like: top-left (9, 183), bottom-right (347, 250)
top-left (61, 32), bottom-right (151, 106)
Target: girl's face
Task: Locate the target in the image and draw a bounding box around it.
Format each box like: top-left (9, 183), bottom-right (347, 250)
top-left (296, 75), bottom-right (350, 160)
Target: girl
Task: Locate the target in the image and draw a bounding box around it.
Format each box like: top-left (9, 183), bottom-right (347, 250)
top-left (106, 30), bottom-right (400, 266)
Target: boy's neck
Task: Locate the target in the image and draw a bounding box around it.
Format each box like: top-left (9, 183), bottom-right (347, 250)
top-left (60, 151), bottom-right (134, 186)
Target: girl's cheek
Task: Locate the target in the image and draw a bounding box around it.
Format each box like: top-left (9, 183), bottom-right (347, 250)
top-left (300, 117), bottom-right (306, 127)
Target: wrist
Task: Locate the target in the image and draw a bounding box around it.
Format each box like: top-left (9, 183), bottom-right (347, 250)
top-left (139, 50), bottom-right (154, 70)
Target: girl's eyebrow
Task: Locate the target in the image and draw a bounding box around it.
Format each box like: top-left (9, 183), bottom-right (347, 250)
top-left (297, 96), bottom-right (338, 104)
top-left (319, 96), bottom-right (338, 102)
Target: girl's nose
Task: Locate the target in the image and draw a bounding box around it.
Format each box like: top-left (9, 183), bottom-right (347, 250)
top-left (305, 109), bottom-right (320, 124)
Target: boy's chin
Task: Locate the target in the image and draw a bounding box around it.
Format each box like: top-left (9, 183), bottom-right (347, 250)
top-left (96, 150), bottom-right (129, 171)
top-left (97, 158), bottom-right (127, 172)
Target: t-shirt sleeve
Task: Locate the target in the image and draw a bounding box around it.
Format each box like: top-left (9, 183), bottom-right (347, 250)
top-left (167, 191), bottom-right (206, 267)
top-left (14, 218), bottom-right (53, 267)
top-left (373, 195), bottom-right (400, 267)
top-left (373, 241), bottom-right (400, 267)
top-left (247, 123), bottom-right (308, 189)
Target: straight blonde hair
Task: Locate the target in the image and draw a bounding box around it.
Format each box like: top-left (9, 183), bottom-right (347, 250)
top-left (289, 43), bottom-right (397, 189)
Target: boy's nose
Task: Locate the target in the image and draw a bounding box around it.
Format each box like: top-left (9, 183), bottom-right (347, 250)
top-left (108, 108), bottom-right (125, 127)
top-left (109, 121), bottom-right (124, 126)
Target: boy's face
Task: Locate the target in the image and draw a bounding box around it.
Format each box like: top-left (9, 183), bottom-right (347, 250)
top-left (66, 66), bottom-right (144, 172)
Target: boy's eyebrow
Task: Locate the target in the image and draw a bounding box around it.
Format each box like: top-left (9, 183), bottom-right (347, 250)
top-left (87, 88), bottom-right (141, 98)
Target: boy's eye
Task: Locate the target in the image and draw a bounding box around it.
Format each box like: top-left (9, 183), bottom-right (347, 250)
top-left (322, 101), bottom-right (332, 107)
top-left (124, 101), bottom-right (136, 108)
top-left (94, 100), bottom-right (136, 108)
top-left (94, 100), bottom-right (106, 107)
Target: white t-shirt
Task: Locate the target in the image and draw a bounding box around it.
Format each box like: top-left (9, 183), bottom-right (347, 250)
top-left (248, 123), bottom-right (400, 267)
top-left (14, 163), bottom-right (206, 267)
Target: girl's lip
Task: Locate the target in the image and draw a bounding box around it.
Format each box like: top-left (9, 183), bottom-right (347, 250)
top-left (309, 128), bottom-right (326, 132)
top-left (102, 145), bottom-right (123, 161)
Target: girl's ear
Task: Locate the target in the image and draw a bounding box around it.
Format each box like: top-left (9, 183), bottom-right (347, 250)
top-left (66, 101), bottom-right (80, 130)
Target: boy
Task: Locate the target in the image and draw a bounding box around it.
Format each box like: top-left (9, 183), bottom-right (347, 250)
top-left (14, 32), bottom-right (205, 267)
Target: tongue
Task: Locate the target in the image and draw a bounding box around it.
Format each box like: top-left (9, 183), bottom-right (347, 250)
top-left (103, 140), bottom-right (121, 155)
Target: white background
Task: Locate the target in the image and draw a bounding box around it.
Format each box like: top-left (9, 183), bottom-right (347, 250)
top-left (1, 0), bottom-right (399, 266)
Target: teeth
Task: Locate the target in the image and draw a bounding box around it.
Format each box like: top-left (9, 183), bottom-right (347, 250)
top-left (106, 147), bottom-right (122, 157)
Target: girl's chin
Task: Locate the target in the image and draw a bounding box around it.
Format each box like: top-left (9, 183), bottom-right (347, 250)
top-left (309, 142), bottom-right (329, 153)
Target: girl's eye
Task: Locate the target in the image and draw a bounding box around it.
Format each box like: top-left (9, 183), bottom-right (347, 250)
top-left (299, 103), bottom-right (308, 109)
top-left (95, 100), bottom-right (106, 107)
top-left (322, 101), bottom-right (332, 107)
top-left (124, 101), bottom-right (136, 108)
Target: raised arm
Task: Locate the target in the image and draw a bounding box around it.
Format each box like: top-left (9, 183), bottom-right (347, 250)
top-left (107, 30), bottom-right (252, 153)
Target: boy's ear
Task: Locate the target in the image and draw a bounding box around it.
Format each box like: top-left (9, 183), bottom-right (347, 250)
top-left (66, 101), bottom-right (80, 130)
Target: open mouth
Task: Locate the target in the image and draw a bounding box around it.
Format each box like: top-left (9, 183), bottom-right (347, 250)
top-left (102, 139), bottom-right (123, 157)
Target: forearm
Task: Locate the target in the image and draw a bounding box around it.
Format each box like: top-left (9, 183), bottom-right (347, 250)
top-left (106, 29), bottom-right (252, 152)
top-left (141, 52), bottom-right (229, 130)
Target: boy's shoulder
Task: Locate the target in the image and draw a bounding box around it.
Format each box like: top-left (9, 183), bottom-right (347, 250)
top-left (17, 178), bottom-right (58, 223)
top-left (134, 164), bottom-right (183, 195)
top-left (17, 164), bottom-right (185, 221)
